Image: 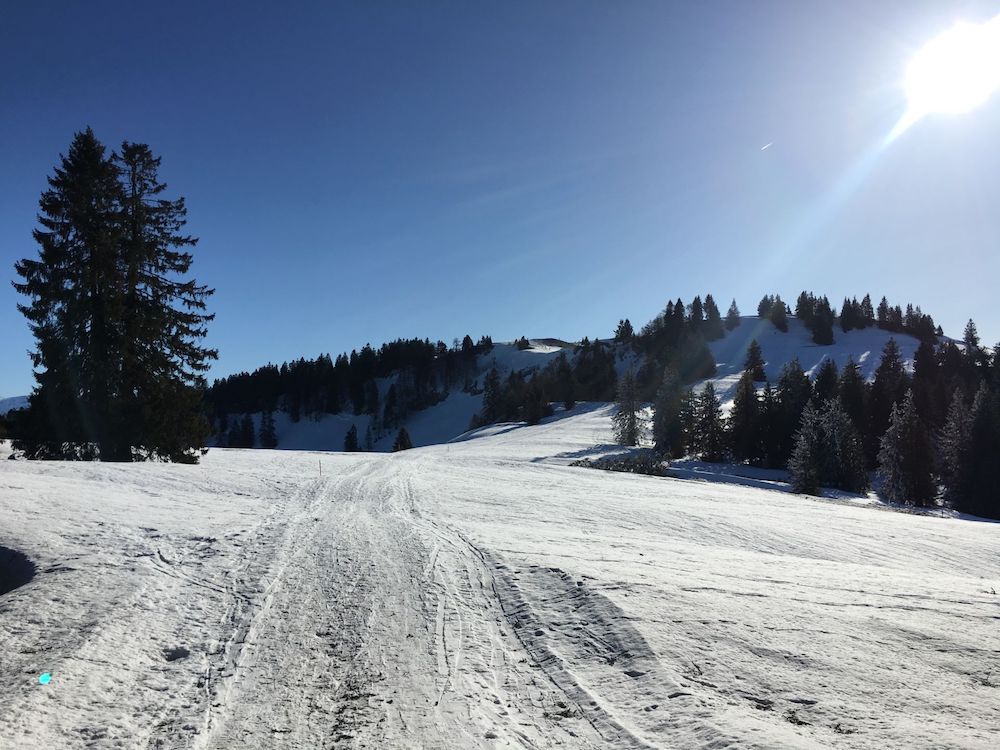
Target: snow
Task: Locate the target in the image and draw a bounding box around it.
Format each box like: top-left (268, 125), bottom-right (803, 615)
top-left (702, 317), bottom-right (928, 407)
top-left (2, 407), bottom-right (998, 748)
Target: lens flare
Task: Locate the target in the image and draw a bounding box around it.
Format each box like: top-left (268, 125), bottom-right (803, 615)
top-left (902, 14), bottom-right (1000, 128)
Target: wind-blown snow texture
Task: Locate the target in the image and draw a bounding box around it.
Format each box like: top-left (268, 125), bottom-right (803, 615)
top-left (1, 405), bottom-right (998, 748)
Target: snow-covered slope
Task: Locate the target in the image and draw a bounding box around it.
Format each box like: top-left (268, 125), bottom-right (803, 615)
top-left (248, 341), bottom-right (568, 452)
top-left (1, 407), bottom-right (996, 748)
top-left (703, 317), bottom-right (926, 405)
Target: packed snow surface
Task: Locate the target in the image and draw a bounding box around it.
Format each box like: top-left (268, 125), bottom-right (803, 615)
top-left (1, 406), bottom-right (998, 748)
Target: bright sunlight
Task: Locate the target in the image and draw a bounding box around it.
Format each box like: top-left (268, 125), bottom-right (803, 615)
top-left (901, 13), bottom-right (1000, 128)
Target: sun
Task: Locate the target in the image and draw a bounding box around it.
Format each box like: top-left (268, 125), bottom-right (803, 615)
top-left (904, 14), bottom-right (1000, 120)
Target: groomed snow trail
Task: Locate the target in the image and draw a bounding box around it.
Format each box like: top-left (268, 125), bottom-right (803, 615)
top-left (1, 406), bottom-right (998, 748)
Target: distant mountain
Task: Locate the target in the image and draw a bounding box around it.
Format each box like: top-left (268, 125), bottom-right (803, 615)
top-left (0, 396), bottom-right (28, 416)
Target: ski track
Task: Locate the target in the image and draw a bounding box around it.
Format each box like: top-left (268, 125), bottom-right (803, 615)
top-left (1, 408), bottom-right (999, 748)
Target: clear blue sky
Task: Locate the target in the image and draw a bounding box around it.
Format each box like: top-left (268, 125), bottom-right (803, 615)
top-left (2, 1), bottom-right (999, 396)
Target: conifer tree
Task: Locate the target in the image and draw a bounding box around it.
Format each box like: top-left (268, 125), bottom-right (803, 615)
top-left (652, 366), bottom-right (684, 457)
top-left (702, 294), bottom-right (724, 340)
top-left (729, 369), bottom-right (763, 464)
top-left (614, 319), bottom-right (634, 342)
top-left (877, 391), bottom-right (935, 506)
top-left (14, 129), bottom-right (215, 462)
top-left (482, 367), bottom-right (502, 423)
top-left (769, 295), bottom-right (789, 332)
top-left (259, 410), bottom-right (278, 448)
top-left (744, 339), bottom-right (766, 381)
top-left (693, 382), bottom-right (725, 461)
top-left (554, 353), bottom-right (575, 410)
top-left (613, 368), bottom-right (641, 446)
top-left (813, 358), bottom-right (839, 405)
top-left (688, 296), bottom-right (704, 329)
top-left (810, 296), bottom-right (835, 345)
top-left (860, 294), bottom-right (875, 327)
top-left (960, 384), bottom-right (1000, 518)
top-left (869, 338), bottom-right (911, 463)
top-left (938, 388), bottom-right (972, 506)
top-left (725, 299), bottom-right (741, 331)
top-left (838, 357), bottom-right (867, 435)
top-left (364, 424), bottom-right (374, 451)
top-left (760, 381), bottom-right (782, 468)
top-left (775, 358), bottom-right (812, 464)
top-left (789, 403), bottom-right (823, 494)
top-left (344, 423), bottom-right (359, 452)
top-left (392, 426), bottom-right (413, 452)
top-left (240, 415), bottom-right (255, 448)
top-left (818, 399), bottom-right (868, 493)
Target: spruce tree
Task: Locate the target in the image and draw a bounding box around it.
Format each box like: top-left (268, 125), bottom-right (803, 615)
top-left (364, 424), bottom-right (374, 452)
top-left (688, 296), bottom-right (705, 329)
top-left (554, 353), bottom-right (576, 410)
top-left (344, 423), bottom-right (359, 452)
top-left (769, 295), bottom-right (789, 332)
top-left (813, 358), bottom-right (840, 405)
top-left (789, 402), bottom-right (823, 494)
top-left (744, 339), bottom-right (766, 381)
top-left (13, 130), bottom-right (216, 462)
top-left (938, 388), bottom-right (972, 506)
top-left (481, 368), bottom-right (502, 422)
top-left (614, 319), bottom-right (634, 342)
top-left (240, 415), bottom-right (255, 448)
top-left (869, 338), bottom-right (911, 464)
top-left (392, 426), bottom-right (413, 452)
top-left (259, 410), bottom-right (278, 448)
top-left (729, 369), bottom-right (762, 464)
top-left (694, 382), bottom-right (725, 461)
top-left (838, 357), bottom-right (867, 435)
top-left (775, 358), bottom-right (812, 465)
top-left (958, 384), bottom-right (1000, 518)
top-left (702, 294), bottom-right (724, 340)
top-left (612, 368), bottom-right (641, 446)
top-left (652, 366), bottom-right (684, 457)
top-left (725, 299), bottom-right (741, 331)
top-left (877, 391), bottom-right (935, 506)
top-left (819, 399), bottom-right (868, 493)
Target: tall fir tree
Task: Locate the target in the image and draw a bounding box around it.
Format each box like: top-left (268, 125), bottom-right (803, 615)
top-left (869, 338), bottom-right (911, 465)
top-left (775, 358), bottom-right (813, 464)
top-left (725, 299), bottom-right (741, 331)
top-left (258, 410), bottom-right (278, 448)
top-left (693, 382), bottom-right (726, 461)
top-left (13, 130), bottom-right (215, 462)
top-left (343, 423), bottom-right (359, 452)
top-left (812, 358), bottom-right (840, 405)
top-left (744, 339), bottom-right (766, 382)
top-left (789, 402), bottom-right (823, 494)
top-left (652, 366), bottom-right (685, 457)
top-left (613, 368), bottom-right (641, 446)
top-left (702, 294), bottom-right (724, 340)
top-left (392, 426), bottom-right (413, 452)
top-left (729, 369), bottom-right (763, 464)
top-left (877, 391), bottom-right (935, 506)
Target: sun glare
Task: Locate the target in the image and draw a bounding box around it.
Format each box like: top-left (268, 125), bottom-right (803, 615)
top-left (904, 14), bottom-right (1000, 120)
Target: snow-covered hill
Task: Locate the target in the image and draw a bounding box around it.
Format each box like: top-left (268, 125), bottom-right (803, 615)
top-left (703, 316), bottom-right (927, 406)
top-left (239, 341), bottom-right (569, 451)
top-left (1, 404), bottom-right (996, 748)
top-left (248, 321), bottom-right (930, 452)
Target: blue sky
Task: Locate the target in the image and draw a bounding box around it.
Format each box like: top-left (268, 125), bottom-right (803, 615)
top-left (2, 1), bottom-right (999, 396)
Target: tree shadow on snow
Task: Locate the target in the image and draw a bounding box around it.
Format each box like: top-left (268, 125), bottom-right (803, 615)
top-left (0, 545), bottom-right (36, 596)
